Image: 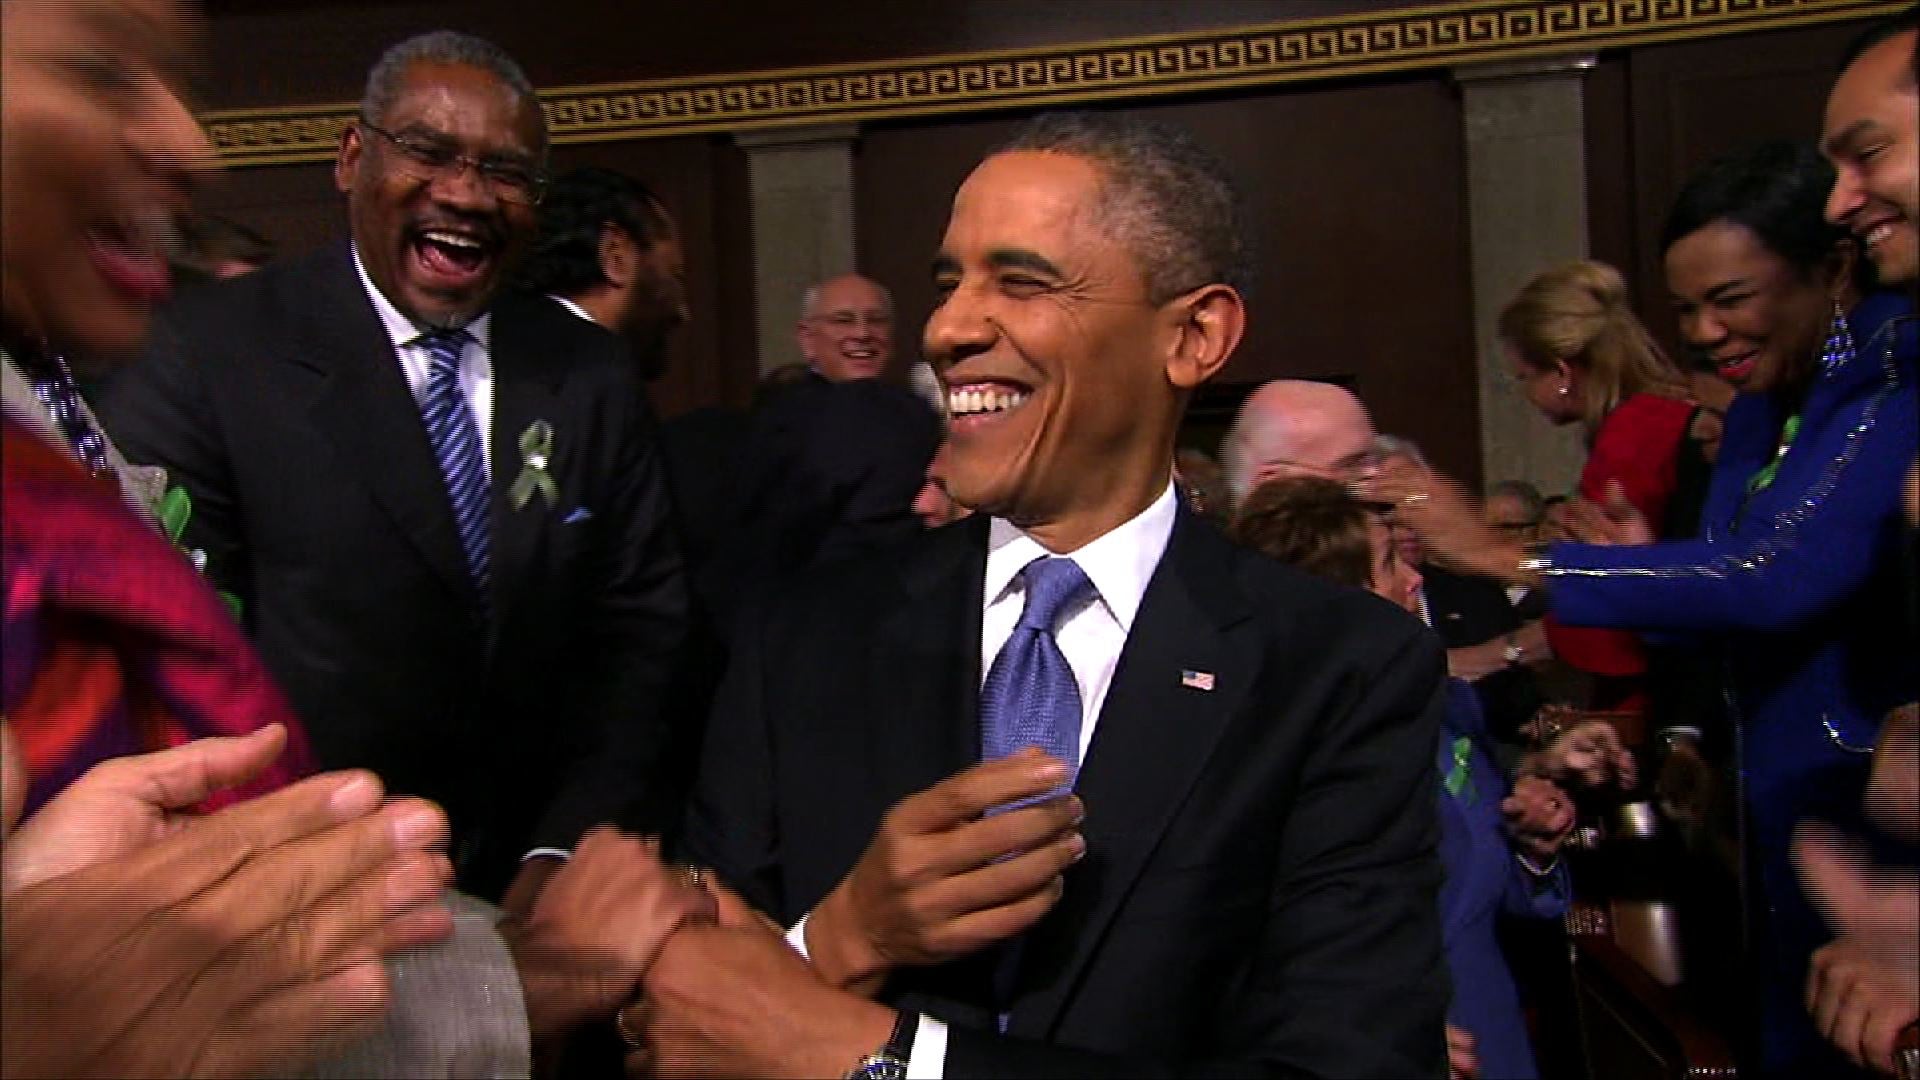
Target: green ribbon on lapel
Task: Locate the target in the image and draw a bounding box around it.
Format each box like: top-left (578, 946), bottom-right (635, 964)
top-left (509, 419), bottom-right (558, 511)
top-left (1442, 736), bottom-right (1477, 805)
top-left (156, 484), bottom-right (243, 619)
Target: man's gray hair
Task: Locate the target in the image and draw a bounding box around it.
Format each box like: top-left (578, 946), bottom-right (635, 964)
top-left (1372, 434), bottom-right (1427, 469)
top-left (360, 31), bottom-right (542, 144)
top-left (998, 112), bottom-right (1251, 302)
top-left (800, 274), bottom-right (894, 322)
top-left (1487, 479), bottom-right (1547, 520)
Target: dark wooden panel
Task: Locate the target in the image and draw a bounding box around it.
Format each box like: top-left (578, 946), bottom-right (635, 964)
top-left (198, 0), bottom-right (1398, 112)
top-left (856, 73), bottom-right (1482, 480)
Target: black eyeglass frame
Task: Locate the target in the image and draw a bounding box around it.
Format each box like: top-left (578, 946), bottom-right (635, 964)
top-left (359, 121), bottom-right (548, 206)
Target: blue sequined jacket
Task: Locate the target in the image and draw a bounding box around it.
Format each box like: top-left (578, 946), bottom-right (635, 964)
top-left (1545, 290), bottom-right (1917, 1071)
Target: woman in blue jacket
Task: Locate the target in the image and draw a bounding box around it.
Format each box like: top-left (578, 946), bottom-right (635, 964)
top-left (1365, 142), bottom-right (1918, 1076)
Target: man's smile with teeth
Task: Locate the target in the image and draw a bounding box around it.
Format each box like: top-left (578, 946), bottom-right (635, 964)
top-left (947, 384), bottom-right (1031, 417)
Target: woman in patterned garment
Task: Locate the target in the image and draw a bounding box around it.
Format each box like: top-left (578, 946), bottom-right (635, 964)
top-left (0, 0), bottom-right (310, 816)
top-left (1363, 140), bottom-right (1917, 1078)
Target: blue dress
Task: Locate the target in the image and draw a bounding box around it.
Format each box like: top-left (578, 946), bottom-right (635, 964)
top-left (1544, 292), bottom-right (1919, 1074)
top-left (1437, 679), bottom-right (1569, 1080)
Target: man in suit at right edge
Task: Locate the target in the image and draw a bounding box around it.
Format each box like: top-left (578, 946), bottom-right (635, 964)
top-left (636, 112), bottom-right (1448, 1078)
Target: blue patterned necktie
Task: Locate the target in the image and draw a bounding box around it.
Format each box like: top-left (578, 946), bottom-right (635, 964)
top-left (417, 330), bottom-right (491, 598)
top-left (27, 353), bottom-right (114, 481)
top-left (980, 556), bottom-right (1097, 794)
top-left (980, 555), bottom-right (1096, 1021)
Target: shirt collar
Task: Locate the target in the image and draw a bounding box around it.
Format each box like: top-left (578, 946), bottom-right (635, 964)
top-left (983, 482), bottom-right (1179, 633)
top-left (351, 245), bottom-right (491, 352)
top-left (548, 294), bottom-right (595, 325)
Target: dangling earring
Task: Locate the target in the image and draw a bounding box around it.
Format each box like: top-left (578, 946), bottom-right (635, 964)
top-left (1819, 300), bottom-right (1856, 374)
top-left (1556, 383), bottom-right (1571, 398)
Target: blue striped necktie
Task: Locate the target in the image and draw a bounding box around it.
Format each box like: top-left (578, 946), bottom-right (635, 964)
top-left (417, 330), bottom-right (490, 598)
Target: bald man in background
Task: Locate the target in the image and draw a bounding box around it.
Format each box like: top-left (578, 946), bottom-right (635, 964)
top-left (1219, 379), bottom-right (1378, 508)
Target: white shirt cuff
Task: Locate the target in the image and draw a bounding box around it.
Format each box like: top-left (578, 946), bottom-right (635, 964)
top-left (521, 847), bottom-right (571, 862)
top-left (906, 1015), bottom-right (949, 1079)
top-left (786, 919), bottom-right (946, 1075)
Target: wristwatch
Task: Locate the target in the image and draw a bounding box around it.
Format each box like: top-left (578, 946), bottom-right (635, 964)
top-left (844, 1010), bottom-right (917, 1080)
top-left (1502, 633), bottom-right (1525, 667)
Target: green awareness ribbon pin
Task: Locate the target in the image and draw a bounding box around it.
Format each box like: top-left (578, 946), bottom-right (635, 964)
top-left (1745, 413), bottom-right (1801, 496)
top-left (1442, 736), bottom-right (1478, 805)
top-left (157, 484), bottom-right (243, 619)
top-left (510, 420), bottom-right (559, 511)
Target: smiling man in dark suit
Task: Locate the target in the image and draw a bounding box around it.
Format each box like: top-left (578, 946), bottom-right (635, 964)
top-left (641, 113), bottom-right (1447, 1078)
top-left (96, 30), bottom-right (687, 906)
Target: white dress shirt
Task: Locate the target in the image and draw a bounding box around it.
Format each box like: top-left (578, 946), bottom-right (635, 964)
top-left (352, 249), bottom-right (495, 474)
top-left (790, 483), bottom-right (1180, 1078)
top-left (547, 293), bottom-right (596, 326)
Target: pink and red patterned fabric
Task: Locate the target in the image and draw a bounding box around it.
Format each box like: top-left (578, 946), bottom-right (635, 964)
top-left (2, 414), bottom-right (310, 815)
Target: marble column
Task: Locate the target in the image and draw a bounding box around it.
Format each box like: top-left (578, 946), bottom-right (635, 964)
top-left (1454, 54), bottom-right (1597, 495)
top-left (737, 124), bottom-right (859, 374)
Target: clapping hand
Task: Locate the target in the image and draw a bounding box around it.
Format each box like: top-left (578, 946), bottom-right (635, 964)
top-left (1446, 1023), bottom-right (1481, 1080)
top-left (1556, 481), bottom-right (1654, 547)
top-left (1795, 826), bottom-right (1919, 1076)
top-left (1522, 713), bottom-right (1638, 794)
top-left (1502, 775), bottom-right (1578, 864)
top-left (1, 723), bottom-right (454, 1079)
top-left (1793, 706), bottom-right (1920, 1075)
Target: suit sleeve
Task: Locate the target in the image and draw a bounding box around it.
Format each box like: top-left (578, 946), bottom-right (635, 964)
top-left (530, 362), bottom-right (690, 850)
top-left (92, 314), bottom-right (253, 617)
top-left (945, 620), bottom-right (1451, 1079)
top-left (678, 595), bottom-right (786, 918)
top-left (1546, 387), bottom-right (1916, 635)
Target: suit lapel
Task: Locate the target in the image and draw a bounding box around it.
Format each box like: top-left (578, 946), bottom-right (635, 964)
top-left (1010, 513), bottom-right (1260, 1037)
top-left (294, 245), bottom-right (472, 604)
top-left (486, 298), bottom-right (565, 627)
top-left (870, 517), bottom-right (987, 796)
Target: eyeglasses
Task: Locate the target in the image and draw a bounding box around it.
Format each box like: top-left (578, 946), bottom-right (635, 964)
top-left (810, 311), bottom-right (893, 330)
top-left (360, 122), bottom-right (547, 205)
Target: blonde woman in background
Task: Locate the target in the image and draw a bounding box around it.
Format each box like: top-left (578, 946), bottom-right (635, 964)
top-left (1500, 260), bottom-right (1697, 710)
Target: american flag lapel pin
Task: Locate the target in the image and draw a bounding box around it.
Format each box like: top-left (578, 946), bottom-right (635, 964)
top-left (1180, 669), bottom-right (1216, 692)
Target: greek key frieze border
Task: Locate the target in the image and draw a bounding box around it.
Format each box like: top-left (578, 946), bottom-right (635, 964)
top-left (205, 0), bottom-right (1908, 166)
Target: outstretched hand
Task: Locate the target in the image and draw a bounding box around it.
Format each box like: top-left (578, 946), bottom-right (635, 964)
top-left (1352, 461), bottom-right (1524, 582)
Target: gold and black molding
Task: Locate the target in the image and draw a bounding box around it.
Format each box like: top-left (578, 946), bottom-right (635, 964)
top-left (206, 0), bottom-right (1907, 167)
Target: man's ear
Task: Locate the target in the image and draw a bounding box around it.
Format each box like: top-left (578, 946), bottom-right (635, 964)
top-left (598, 223), bottom-right (635, 289)
top-left (334, 125), bottom-right (364, 196)
top-left (1164, 284), bottom-right (1245, 390)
